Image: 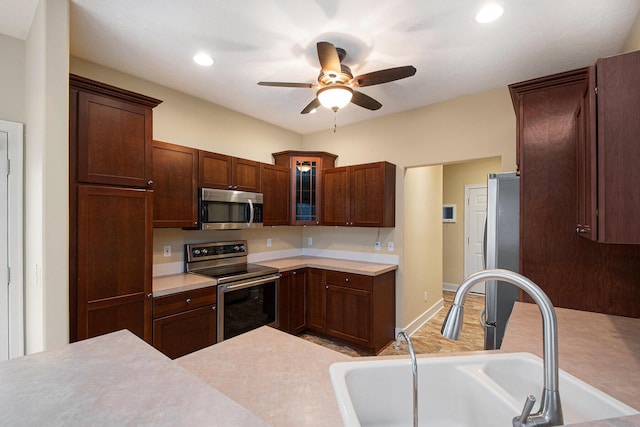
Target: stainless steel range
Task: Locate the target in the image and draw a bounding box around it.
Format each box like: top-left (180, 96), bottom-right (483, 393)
top-left (185, 241), bottom-right (280, 343)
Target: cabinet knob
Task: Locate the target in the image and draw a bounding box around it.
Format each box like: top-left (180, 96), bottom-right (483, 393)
top-left (147, 179), bottom-right (153, 186)
top-left (345, 278), bottom-right (349, 282)
top-left (186, 298), bottom-right (192, 304)
top-left (147, 293), bottom-right (152, 299)
top-left (325, 285), bottom-right (329, 289)
top-left (292, 271), bottom-right (297, 275)
top-left (212, 306), bottom-right (216, 311)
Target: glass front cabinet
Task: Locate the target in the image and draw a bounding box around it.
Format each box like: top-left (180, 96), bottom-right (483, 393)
top-left (272, 151), bottom-right (337, 225)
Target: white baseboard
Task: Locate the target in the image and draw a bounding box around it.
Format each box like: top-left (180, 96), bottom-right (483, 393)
top-left (443, 282), bottom-right (459, 292)
top-left (396, 298), bottom-right (445, 337)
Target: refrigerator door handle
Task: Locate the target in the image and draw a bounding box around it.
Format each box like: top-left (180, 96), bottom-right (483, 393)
top-left (481, 214), bottom-right (488, 269)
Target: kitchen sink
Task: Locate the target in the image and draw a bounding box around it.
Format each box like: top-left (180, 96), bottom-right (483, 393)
top-left (329, 352), bottom-right (638, 427)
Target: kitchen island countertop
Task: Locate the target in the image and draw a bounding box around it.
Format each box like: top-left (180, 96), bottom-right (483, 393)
top-left (0, 329), bottom-right (269, 426)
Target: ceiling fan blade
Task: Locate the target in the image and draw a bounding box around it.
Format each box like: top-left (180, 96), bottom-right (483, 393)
top-left (301, 97), bottom-right (321, 114)
top-left (352, 65), bottom-right (417, 87)
top-left (317, 41), bottom-right (341, 75)
top-left (351, 91), bottom-right (382, 111)
top-left (258, 82), bottom-right (314, 88)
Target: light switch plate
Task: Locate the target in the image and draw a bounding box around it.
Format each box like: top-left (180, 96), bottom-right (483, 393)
top-left (387, 242), bottom-right (394, 251)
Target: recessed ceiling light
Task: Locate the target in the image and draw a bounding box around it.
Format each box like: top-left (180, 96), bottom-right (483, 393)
top-left (193, 52), bottom-right (214, 66)
top-left (475, 4), bottom-right (504, 23)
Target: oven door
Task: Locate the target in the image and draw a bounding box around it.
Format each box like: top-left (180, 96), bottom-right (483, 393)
top-left (216, 274), bottom-right (279, 342)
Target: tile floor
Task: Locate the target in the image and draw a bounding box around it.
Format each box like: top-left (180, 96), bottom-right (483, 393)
top-left (301, 291), bottom-right (486, 357)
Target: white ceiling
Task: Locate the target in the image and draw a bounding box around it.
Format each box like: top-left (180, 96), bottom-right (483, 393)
top-left (3, 1), bottom-right (640, 134)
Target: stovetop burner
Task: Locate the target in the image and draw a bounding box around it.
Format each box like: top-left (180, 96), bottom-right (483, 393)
top-left (185, 240), bottom-right (278, 284)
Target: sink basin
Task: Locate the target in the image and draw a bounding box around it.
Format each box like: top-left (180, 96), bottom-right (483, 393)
top-left (329, 352), bottom-right (638, 427)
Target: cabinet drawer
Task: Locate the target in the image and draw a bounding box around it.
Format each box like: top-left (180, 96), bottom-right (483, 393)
top-left (153, 286), bottom-right (216, 318)
top-left (325, 271), bottom-right (372, 291)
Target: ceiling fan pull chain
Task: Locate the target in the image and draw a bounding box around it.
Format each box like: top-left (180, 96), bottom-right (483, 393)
top-left (333, 111), bottom-right (337, 133)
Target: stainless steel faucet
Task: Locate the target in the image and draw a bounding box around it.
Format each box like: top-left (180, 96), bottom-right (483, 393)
top-left (440, 269), bottom-right (563, 427)
top-left (395, 331), bottom-right (418, 427)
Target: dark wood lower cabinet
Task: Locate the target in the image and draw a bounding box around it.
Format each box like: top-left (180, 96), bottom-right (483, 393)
top-left (306, 268), bottom-right (396, 354)
top-left (152, 286), bottom-right (217, 359)
top-left (153, 305), bottom-right (216, 360)
top-left (75, 185), bottom-right (153, 343)
top-left (277, 269), bottom-right (308, 335)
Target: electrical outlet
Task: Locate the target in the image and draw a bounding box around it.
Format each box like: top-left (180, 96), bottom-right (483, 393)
top-left (267, 238), bottom-right (272, 248)
top-left (375, 241), bottom-right (381, 251)
top-left (308, 237), bottom-right (313, 246)
top-left (387, 242), bottom-right (394, 251)
top-left (163, 245), bottom-right (171, 257)
top-left (424, 291), bottom-right (428, 302)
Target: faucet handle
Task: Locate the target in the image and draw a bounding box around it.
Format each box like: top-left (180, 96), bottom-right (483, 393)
top-left (514, 395), bottom-right (536, 427)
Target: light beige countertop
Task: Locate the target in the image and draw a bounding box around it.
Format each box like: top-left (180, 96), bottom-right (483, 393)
top-left (0, 330), bottom-right (269, 426)
top-left (254, 255), bottom-right (398, 276)
top-left (152, 272), bottom-right (216, 297)
top-left (177, 326), bottom-right (349, 427)
top-left (501, 302), bottom-right (640, 426)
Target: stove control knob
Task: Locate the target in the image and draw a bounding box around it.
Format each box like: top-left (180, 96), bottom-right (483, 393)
top-left (201, 248), bottom-right (208, 255)
top-left (193, 249), bottom-right (201, 256)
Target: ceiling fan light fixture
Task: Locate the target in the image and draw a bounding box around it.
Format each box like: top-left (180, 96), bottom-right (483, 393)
top-left (317, 86), bottom-right (353, 111)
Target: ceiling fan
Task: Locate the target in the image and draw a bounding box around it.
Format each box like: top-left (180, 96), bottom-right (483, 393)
top-left (258, 41), bottom-right (417, 114)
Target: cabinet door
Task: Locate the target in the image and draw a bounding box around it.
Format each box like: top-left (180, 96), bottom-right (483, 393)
top-left (325, 284), bottom-right (372, 348)
top-left (261, 163), bottom-right (290, 225)
top-left (595, 51), bottom-right (640, 243)
top-left (289, 269), bottom-right (308, 334)
top-left (350, 162), bottom-right (395, 227)
top-left (292, 157), bottom-right (322, 225)
top-left (76, 185), bottom-right (152, 342)
top-left (277, 271), bottom-right (291, 332)
top-left (232, 157), bottom-right (261, 192)
top-left (322, 166), bottom-right (350, 226)
top-left (575, 67), bottom-right (597, 240)
top-left (152, 140), bottom-right (199, 228)
top-left (77, 92), bottom-right (152, 187)
top-left (199, 151), bottom-right (232, 189)
top-left (306, 268), bottom-right (326, 332)
top-left (153, 305), bottom-right (216, 359)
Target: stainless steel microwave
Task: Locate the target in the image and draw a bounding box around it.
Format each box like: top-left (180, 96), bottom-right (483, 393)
top-left (199, 188), bottom-right (264, 230)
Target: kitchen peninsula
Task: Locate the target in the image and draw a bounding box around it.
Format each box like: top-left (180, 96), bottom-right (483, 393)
top-left (0, 302), bottom-right (639, 426)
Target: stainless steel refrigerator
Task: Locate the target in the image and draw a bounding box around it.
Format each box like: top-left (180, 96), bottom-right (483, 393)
top-left (483, 172), bottom-right (520, 350)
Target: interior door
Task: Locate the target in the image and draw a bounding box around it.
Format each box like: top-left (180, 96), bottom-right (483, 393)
top-left (0, 130), bottom-right (8, 360)
top-left (464, 185), bottom-right (487, 294)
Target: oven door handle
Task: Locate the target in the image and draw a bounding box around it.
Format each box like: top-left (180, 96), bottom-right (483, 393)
top-left (220, 274), bottom-right (281, 292)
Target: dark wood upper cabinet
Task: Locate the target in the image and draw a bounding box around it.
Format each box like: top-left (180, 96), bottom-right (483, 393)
top-left (261, 163), bottom-right (290, 226)
top-left (322, 161), bottom-right (396, 227)
top-left (272, 151), bottom-right (338, 226)
top-left (71, 74), bottom-right (161, 188)
top-left (152, 140), bottom-right (199, 228)
top-left (577, 50), bottom-right (640, 244)
top-left (199, 151), bottom-right (261, 192)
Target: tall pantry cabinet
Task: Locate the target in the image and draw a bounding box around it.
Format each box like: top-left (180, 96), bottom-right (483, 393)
top-left (69, 74), bottom-right (162, 343)
top-left (509, 57), bottom-right (640, 318)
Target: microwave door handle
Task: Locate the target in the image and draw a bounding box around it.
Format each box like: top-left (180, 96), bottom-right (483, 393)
top-left (247, 199), bottom-right (254, 227)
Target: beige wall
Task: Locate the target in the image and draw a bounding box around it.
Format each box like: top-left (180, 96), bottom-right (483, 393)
top-left (622, 10), bottom-right (640, 52)
top-left (0, 34), bottom-right (25, 123)
top-left (403, 165), bottom-right (443, 327)
top-left (442, 157), bottom-right (502, 286)
top-left (24, 0), bottom-right (69, 353)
